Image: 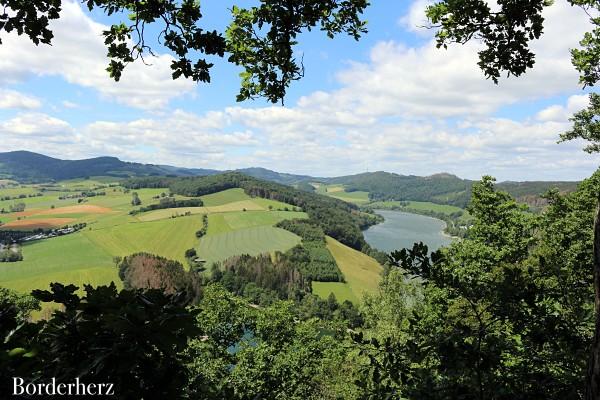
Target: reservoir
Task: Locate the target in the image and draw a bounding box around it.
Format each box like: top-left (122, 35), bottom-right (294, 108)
top-left (364, 210), bottom-right (453, 253)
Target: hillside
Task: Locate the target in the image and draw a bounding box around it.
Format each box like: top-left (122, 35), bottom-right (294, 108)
top-left (0, 151), bottom-right (581, 209)
top-left (324, 171), bottom-right (472, 207)
top-left (323, 171), bottom-right (580, 208)
top-left (0, 151), bottom-right (314, 184)
top-left (0, 151), bottom-right (219, 181)
top-left (124, 172), bottom-right (383, 252)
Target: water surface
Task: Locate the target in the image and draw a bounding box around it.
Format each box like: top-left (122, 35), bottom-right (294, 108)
top-left (364, 210), bottom-right (452, 253)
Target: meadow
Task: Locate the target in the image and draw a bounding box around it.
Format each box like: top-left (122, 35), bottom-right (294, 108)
top-left (316, 184), bottom-right (371, 204)
top-left (312, 237), bottom-right (382, 304)
top-left (197, 226), bottom-right (302, 265)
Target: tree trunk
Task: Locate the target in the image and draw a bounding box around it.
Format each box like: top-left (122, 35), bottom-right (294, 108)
top-left (586, 200), bottom-right (600, 400)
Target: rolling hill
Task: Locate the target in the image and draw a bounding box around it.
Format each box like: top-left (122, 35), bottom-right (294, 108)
top-left (0, 151), bottom-right (580, 208)
top-left (0, 151), bottom-right (219, 181)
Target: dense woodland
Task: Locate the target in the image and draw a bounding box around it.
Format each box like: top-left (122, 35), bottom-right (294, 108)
top-left (129, 198), bottom-right (204, 215)
top-left (276, 219), bottom-right (344, 282)
top-left (330, 172), bottom-right (473, 207)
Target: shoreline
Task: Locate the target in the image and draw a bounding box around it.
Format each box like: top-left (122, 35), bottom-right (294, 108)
top-left (365, 209), bottom-right (456, 251)
top-left (367, 207), bottom-right (463, 241)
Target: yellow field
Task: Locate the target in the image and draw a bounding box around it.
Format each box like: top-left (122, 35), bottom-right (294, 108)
top-left (136, 200), bottom-right (265, 222)
top-left (312, 281), bottom-right (359, 304)
top-left (321, 236), bottom-right (383, 301)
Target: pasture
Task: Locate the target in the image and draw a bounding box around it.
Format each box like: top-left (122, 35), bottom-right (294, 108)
top-left (312, 281), bottom-right (359, 304)
top-left (0, 233), bottom-right (118, 294)
top-left (197, 226), bottom-right (301, 265)
top-left (201, 188), bottom-right (250, 206)
top-left (206, 210), bottom-right (307, 235)
top-left (316, 236), bottom-right (382, 303)
top-left (84, 216), bottom-right (202, 264)
top-left (315, 184), bottom-right (371, 204)
top-left (327, 190), bottom-right (370, 204)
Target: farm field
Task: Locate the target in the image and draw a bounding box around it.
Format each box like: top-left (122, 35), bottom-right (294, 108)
top-left (314, 184), bottom-right (371, 204)
top-left (327, 190), bottom-right (370, 204)
top-left (0, 233), bottom-right (118, 294)
top-left (206, 210), bottom-right (307, 235)
top-left (313, 236), bottom-right (382, 303)
top-left (84, 216), bottom-right (202, 264)
top-left (312, 281), bottom-right (359, 304)
top-left (197, 226), bottom-right (302, 265)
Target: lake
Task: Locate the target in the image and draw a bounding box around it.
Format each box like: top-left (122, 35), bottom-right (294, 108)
top-left (364, 210), bottom-right (453, 253)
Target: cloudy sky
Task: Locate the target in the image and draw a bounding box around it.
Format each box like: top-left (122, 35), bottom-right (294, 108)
top-left (1, 0), bottom-right (599, 181)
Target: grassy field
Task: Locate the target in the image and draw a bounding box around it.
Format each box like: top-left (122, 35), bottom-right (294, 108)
top-left (312, 281), bottom-right (359, 303)
top-left (327, 190), bottom-right (370, 204)
top-left (206, 210), bottom-right (307, 235)
top-left (312, 237), bottom-right (382, 304)
top-left (136, 200), bottom-right (265, 222)
top-left (0, 233), bottom-right (119, 294)
top-left (85, 215), bottom-right (201, 264)
top-left (197, 226), bottom-right (301, 265)
top-left (314, 184), bottom-right (371, 204)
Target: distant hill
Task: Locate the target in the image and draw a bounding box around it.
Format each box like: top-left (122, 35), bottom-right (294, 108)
top-left (0, 151), bottom-right (314, 184)
top-left (324, 171), bottom-right (472, 207)
top-left (0, 151), bottom-right (580, 208)
top-left (236, 167), bottom-right (318, 185)
top-left (322, 171), bottom-right (579, 208)
top-left (0, 151), bottom-right (219, 181)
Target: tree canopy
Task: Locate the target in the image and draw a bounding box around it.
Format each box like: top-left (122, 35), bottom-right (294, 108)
top-left (0, 0), bottom-right (369, 103)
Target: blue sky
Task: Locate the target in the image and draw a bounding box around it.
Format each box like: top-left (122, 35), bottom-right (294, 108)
top-left (0, 0), bottom-right (599, 181)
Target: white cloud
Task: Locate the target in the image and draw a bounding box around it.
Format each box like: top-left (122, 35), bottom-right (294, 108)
top-left (398, 0), bottom-right (435, 37)
top-left (1, 113), bottom-right (73, 137)
top-left (62, 101), bottom-right (79, 109)
top-left (536, 94), bottom-right (590, 122)
top-left (0, 1), bottom-right (195, 110)
top-left (0, 89), bottom-right (41, 109)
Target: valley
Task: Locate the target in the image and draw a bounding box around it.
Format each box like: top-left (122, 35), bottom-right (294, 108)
top-left (0, 155), bottom-right (582, 310)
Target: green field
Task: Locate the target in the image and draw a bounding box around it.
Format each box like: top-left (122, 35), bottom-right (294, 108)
top-left (315, 184), bottom-right (370, 204)
top-left (0, 233), bottom-right (119, 293)
top-left (312, 281), bottom-right (359, 303)
top-left (312, 237), bottom-right (382, 304)
top-left (136, 200), bottom-right (265, 222)
top-left (327, 190), bottom-right (370, 204)
top-left (201, 188), bottom-right (251, 206)
top-left (85, 216), bottom-right (201, 264)
top-left (197, 226), bottom-right (301, 265)
top-left (206, 210), bottom-right (307, 235)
